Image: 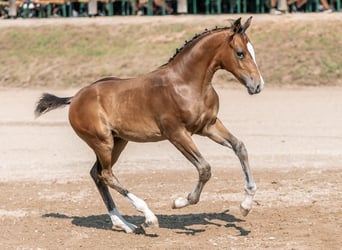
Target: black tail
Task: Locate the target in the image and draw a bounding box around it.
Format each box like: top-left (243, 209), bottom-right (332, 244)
top-left (34, 93), bottom-right (72, 118)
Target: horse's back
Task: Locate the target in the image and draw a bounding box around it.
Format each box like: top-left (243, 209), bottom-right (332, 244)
top-left (69, 77), bottom-right (166, 142)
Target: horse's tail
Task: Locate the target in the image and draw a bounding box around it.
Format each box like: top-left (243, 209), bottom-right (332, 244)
top-left (34, 93), bottom-right (73, 118)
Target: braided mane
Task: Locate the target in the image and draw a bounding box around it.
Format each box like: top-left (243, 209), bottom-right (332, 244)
top-left (164, 26), bottom-right (231, 65)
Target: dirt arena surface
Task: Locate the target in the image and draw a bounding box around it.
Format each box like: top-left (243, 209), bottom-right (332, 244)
top-left (1, 85), bottom-right (341, 249)
top-left (1, 12), bottom-right (342, 250)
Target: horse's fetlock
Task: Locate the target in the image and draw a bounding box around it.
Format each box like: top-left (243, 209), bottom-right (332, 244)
top-left (245, 183), bottom-right (257, 195)
top-left (187, 193), bottom-right (200, 205)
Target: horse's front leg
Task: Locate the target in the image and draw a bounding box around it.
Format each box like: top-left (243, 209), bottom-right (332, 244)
top-left (167, 129), bottom-right (212, 209)
top-left (201, 118), bottom-right (257, 216)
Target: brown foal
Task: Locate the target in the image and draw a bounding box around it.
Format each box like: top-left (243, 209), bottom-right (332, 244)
top-left (35, 17), bottom-right (264, 233)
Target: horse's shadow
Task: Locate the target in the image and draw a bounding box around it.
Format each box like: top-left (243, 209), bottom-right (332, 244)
top-left (43, 209), bottom-right (250, 236)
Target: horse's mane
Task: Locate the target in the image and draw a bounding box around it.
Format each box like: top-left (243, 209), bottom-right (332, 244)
top-left (164, 26), bottom-right (231, 66)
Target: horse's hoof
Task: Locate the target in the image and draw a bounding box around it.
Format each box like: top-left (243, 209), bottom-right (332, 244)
top-left (172, 197), bottom-right (189, 209)
top-left (140, 221), bottom-right (159, 235)
top-left (240, 204), bottom-right (251, 217)
top-left (112, 223), bottom-right (137, 233)
top-left (144, 219), bottom-right (159, 228)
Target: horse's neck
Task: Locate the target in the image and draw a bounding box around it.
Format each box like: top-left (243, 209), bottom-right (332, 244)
top-left (168, 31), bottom-right (225, 90)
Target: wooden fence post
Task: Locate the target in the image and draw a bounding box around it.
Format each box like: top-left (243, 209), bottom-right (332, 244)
top-left (9, 0), bottom-right (17, 17)
top-left (177, 0), bottom-right (188, 13)
top-left (88, 0), bottom-right (97, 16)
top-left (277, 0), bottom-right (288, 12)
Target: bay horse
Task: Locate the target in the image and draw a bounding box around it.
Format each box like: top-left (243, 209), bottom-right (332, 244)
top-left (35, 17), bottom-right (264, 233)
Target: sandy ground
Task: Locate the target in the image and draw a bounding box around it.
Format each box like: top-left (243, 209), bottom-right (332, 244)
top-left (0, 86), bottom-right (341, 249)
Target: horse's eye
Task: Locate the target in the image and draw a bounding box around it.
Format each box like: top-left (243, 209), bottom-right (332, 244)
top-left (236, 51), bottom-right (245, 59)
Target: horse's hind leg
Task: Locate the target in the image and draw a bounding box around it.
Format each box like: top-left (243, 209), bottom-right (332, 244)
top-left (111, 138), bottom-right (158, 228)
top-left (90, 160), bottom-right (137, 233)
top-left (94, 137), bottom-right (158, 231)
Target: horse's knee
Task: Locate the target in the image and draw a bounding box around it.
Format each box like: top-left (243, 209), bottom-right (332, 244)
top-left (233, 140), bottom-right (248, 158)
top-left (199, 163), bottom-right (211, 183)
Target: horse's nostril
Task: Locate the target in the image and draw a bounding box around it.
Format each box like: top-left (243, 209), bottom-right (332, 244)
top-left (255, 84), bottom-right (261, 93)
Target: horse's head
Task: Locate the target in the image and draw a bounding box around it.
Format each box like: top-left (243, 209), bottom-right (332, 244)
top-left (219, 17), bottom-right (264, 95)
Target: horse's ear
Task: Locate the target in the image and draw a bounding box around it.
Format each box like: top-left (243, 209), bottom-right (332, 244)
top-left (241, 16), bottom-right (253, 33)
top-left (232, 17), bottom-right (242, 34)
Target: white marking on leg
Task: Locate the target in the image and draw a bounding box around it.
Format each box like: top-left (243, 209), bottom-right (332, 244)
top-left (109, 208), bottom-right (137, 233)
top-left (127, 193), bottom-right (158, 227)
top-left (240, 184), bottom-right (257, 216)
top-left (247, 42), bottom-right (265, 88)
top-left (173, 197), bottom-right (190, 209)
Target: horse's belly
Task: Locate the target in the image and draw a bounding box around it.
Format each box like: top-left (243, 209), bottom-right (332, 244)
top-left (112, 122), bottom-right (165, 143)
top-left (115, 130), bottom-right (165, 143)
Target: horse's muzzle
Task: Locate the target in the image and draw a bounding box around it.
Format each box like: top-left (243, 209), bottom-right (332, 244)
top-left (247, 83), bottom-right (263, 95)
top-left (242, 75), bottom-right (264, 95)
top-left (242, 76), bottom-right (264, 95)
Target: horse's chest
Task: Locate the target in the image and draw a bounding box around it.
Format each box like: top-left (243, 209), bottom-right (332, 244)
top-left (183, 98), bottom-right (218, 133)
top-left (187, 107), bottom-right (216, 131)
